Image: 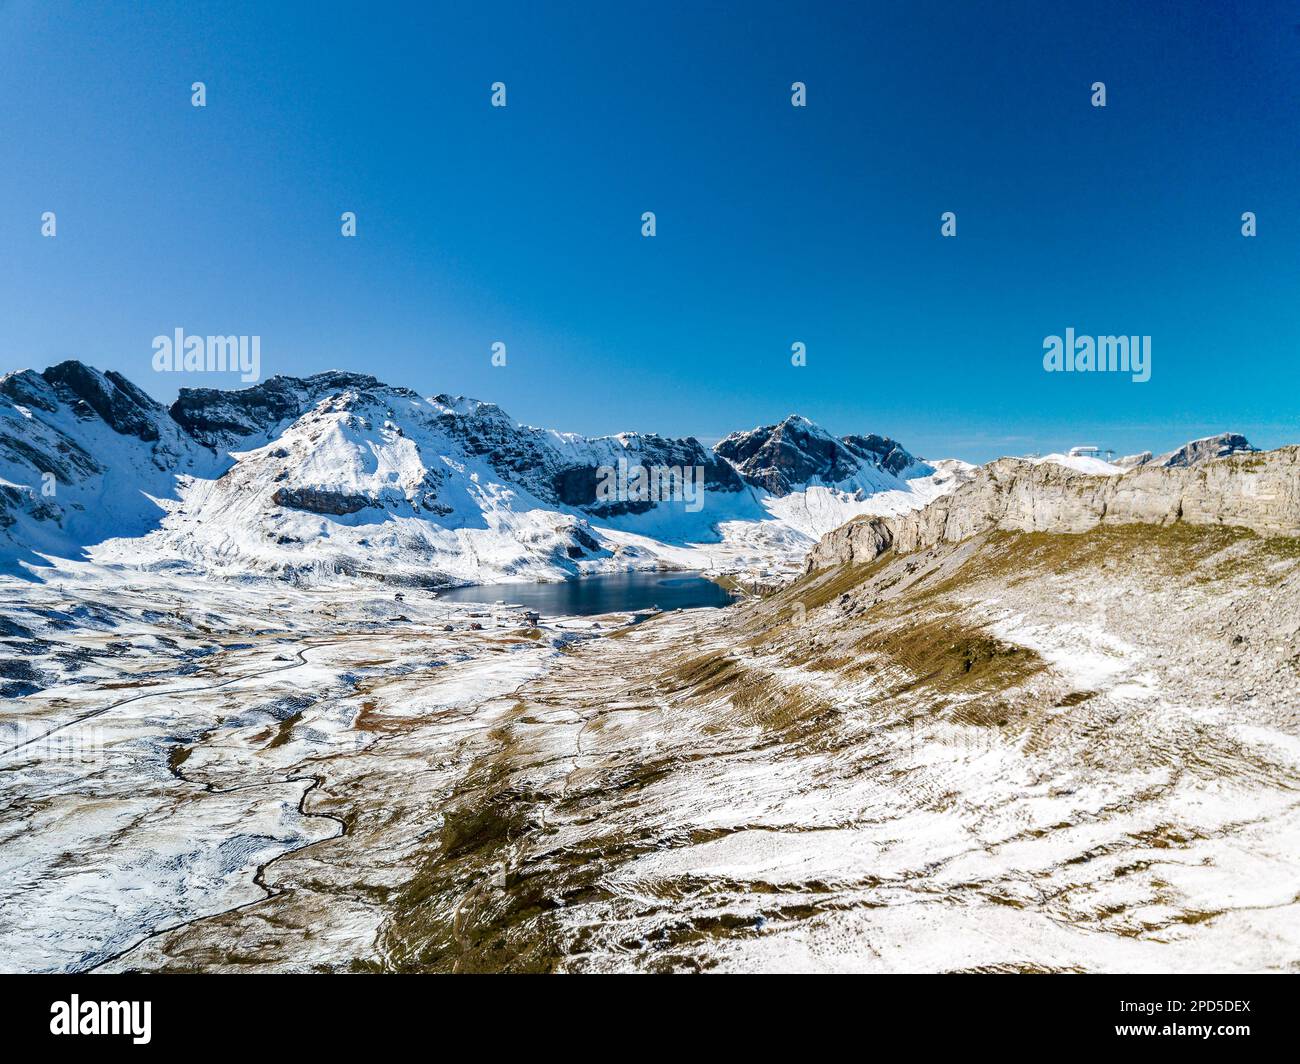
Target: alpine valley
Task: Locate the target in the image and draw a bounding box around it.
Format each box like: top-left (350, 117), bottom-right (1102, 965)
top-left (2, 360), bottom-right (1298, 975)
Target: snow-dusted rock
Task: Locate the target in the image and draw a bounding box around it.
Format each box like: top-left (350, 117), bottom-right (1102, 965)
top-left (0, 362), bottom-right (218, 572)
top-left (715, 414), bottom-right (931, 496)
top-left (807, 445), bottom-right (1300, 571)
top-left (1149, 431), bottom-right (1257, 468)
top-left (1114, 433), bottom-right (1256, 471)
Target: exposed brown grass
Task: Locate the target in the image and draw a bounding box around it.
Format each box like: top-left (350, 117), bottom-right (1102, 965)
top-left (266, 710), bottom-right (304, 749)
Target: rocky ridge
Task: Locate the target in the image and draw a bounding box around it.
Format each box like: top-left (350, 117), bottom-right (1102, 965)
top-left (715, 415), bottom-right (930, 496)
top-left (807, 446), bottom-right (1300, 571)
top-left (0, 361), bottom-right (945, 582)
top-left (1116, 431), bottom-right (1257, 470)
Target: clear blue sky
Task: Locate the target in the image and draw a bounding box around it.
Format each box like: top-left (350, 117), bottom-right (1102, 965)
top-left (1, 0), bottom-right (1297, 462)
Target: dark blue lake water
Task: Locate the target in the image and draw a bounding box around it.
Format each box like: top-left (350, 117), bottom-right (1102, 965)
top-left (436, 570), bottom-right (735, 617)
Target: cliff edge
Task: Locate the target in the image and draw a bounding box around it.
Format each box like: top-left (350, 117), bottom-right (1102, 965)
top-left (807, 446), bottom-right (1300, 572)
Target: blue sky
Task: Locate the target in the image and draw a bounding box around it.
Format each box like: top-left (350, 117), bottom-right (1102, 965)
top-left (1, 0), bottom-right (1297, 462)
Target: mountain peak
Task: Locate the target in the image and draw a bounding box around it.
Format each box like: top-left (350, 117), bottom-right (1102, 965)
top-left (1153, 432), bottom-right (1256, 468)
top-left (1116, 432), bottom-right (1257, 470)
top-left (40, 359), bottom-right (168, 441)
top-left (427, 394), bottom-right (516, 430)
top-left (428, 393), bottom-right (492, 418)
top-left (171, 370), bottom-right (421, 450)
top-left (776, 412), bottom-right (822, 430)
top-left (0, 367), bottom-right (60, 413)
top-left (714, 415), bottom-right (926, 496)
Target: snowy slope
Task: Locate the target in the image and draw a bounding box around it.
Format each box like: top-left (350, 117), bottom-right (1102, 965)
top-left (0, 364), bottom-right (223, 575)
top-left (1031, 453), bottom-right (1126, 475)
top-left (0, 362), bottom-right (967, 584)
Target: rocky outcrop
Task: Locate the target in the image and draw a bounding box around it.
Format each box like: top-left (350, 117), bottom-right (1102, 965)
top-left (842, 433), bottom-right (920, 478)
top-left (172, 372), bottom-right (418, 450)
top-left (271, 487), bottom-right (375, 516)
top-left (41, 361), bottom-right (167, 442)
top-left (1150, 432), bottom-right (1257, 468)
top-left (807, 446), bottom-right (1300, 571)
top-left (715, 415), bottom-right (928, 496)
top-left (555, 437), bottom-right (744, 514)
top-left (1115, 432), bottom-right (1255, 471)
top-left (0, 369), bottom-right (60, 413)
top-left (1115, 450), bottom-right (1153, 469)
top-left (427, 396), bottom-right (745, 511)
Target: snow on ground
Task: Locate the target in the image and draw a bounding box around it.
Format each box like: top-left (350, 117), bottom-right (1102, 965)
top-left (0, 564), bottom-right (585, 971)
top-left (5, 519), bottom-right (1300, 973)
top-left (1029, 453), bottom-right (1126, 475)
top-left (985, 611), bottom-right (1143, 690)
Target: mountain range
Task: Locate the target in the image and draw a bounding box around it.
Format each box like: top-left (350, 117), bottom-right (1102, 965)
top-left (0, 361), bottom-right (964, 583)
top-left (0, 362), bottom-right (1292, 976)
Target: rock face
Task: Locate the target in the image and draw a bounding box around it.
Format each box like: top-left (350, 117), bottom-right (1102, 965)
top-left (715, 415), bottom-right (930, 496)
top-left (553, 437), bottom-right (744, 515)
top-left (171, 372), bottom-right (412, 450)
top-left (807, 447), bottom-right (1300, 571)
top-left (0, 369), bottom-right (60, 413)
top-left (1115, 432), bottom-right (1255, 471)
top-left (841, 433), bottom-right (920, 478)
top-left (271, 487), bottom-right (374, 516)
top-left (1150, 432), bottom-right (1257, 468)
top-left (42, 360), bottom-right (168, 442)
top-left (426, 396), bottom-right (745, 511)
top-left (0, 363), bottom-right (213, 570)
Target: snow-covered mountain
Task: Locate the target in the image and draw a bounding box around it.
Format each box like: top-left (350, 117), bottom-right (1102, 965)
top-left (0, 364), bottom-right (222, 572)
top-left (715, 414), bottom-right (931, 495)
top-left (1116, 432), bottom-right (1258, 470)
top-left (1, 362), bottom-right (958, 584)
